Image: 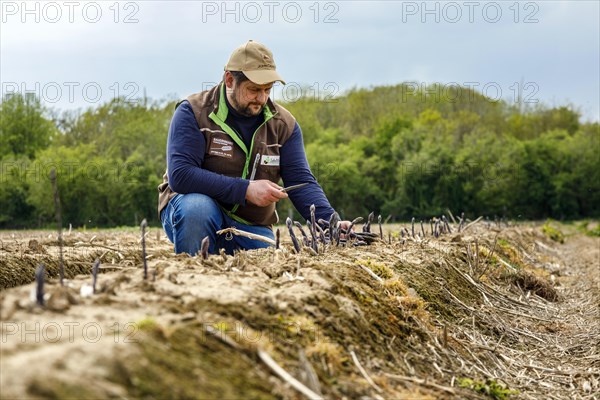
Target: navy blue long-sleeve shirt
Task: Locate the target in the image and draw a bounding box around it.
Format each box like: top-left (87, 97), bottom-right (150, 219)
top-left (166, 100), bottom-right (335, 223)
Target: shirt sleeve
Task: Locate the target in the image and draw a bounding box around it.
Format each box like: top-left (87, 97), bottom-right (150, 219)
top-left (279, 122), bottom-right (336, 222)
top-left (167, 101), bottom-right (249, 205)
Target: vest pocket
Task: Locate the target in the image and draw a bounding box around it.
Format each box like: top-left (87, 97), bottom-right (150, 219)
top-left (255, 149), bottom-right (281, 183)
top-left (203, 131), bottom-right (246, 178)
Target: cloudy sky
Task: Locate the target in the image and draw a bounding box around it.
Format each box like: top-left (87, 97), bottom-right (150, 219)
top-left (1, 1), bottom-right (599, 121)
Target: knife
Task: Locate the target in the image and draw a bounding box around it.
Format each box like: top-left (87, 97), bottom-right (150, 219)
top-left (280, 182), bottom-right (309, 193)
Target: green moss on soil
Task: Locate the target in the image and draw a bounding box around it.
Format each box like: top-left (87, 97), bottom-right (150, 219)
top-left (27, 379), bottom-right (108, 399)
top-left (108, 321), bottom-right (277, 400)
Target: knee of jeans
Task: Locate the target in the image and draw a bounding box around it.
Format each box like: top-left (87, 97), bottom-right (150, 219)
top-left (175, 193), bottom-right (221, 225)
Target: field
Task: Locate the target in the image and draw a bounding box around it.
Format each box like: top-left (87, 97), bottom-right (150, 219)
top-left (1, 221), bottom-right (598, 399)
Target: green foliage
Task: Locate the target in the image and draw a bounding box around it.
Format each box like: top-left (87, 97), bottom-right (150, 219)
top-left (578, 221), bottom-right (600, 237)
top-left (304, 136), bottom-right (384, 217)
top-left (1, 97), bottom-right (171, 228)
top-left (1, 84), bottom-right (598, 228)
top-left (588, 226), bottom-right (600, 237)
top-left (25, 144), bottom-right (142, 227)
top-left (0, 154), bottom-right (35, 227)
top-left (458, 377), bottom-right (518, 400)
top-left (542, 220), bottom-right (565, 243)
top-left (286, 84), bottom-right (598, 222)
top-left (0, 93), bottom-right (56, 158)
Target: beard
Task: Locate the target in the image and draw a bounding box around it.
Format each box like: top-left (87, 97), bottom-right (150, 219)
top-left (230, 89), bottom-right (264, 117)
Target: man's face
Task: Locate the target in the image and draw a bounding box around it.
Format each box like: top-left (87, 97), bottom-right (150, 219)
top-left (227, 73), bottom-right (273, 117)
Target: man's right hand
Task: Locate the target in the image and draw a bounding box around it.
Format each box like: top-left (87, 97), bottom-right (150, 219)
top-left (245, 180), bottom-right (288, 207)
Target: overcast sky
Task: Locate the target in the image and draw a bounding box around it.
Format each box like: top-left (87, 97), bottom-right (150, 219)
top-left (1, 1), bottom-right (599, 121)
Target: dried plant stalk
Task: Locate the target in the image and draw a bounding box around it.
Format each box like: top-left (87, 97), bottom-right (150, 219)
top-left (49, 168), bottom-right (64, 286)
top-left (35, 264), bottom-right (45, 306)
top-left (140, 219), bottom-right (148, 279)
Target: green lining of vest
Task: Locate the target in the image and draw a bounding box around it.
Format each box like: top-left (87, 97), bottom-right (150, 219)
top-left (209, 85), bottom-right (249, 155)
top-left (208, 83), bottom-right (277, 218)
top-left (222, 207), bottom-right (254, 225)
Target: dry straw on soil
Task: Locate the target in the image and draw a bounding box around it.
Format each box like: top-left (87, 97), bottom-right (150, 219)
top-left (0, 220), bottom-right (598, 399)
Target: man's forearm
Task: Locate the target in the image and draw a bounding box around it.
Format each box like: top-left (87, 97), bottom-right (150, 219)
top-left (168, 162), bottom-right (249, 205)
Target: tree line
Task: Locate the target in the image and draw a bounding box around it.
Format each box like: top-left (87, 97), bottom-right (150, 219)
top-left (1, 84), bottom-right (598, 229)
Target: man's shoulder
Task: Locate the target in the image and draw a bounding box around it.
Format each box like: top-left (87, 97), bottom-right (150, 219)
top-left (176, 85), bottom-right (220, 124)
top-left (185, 85), bottom-right (219, 109)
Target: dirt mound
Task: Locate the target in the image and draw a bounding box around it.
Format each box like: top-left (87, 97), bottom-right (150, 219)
top-left (1, 222), bottom-right (598, 399)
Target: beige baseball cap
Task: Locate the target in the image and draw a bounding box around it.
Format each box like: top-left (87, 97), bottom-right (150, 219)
top-left (225, 40), bottom-right (286, 85)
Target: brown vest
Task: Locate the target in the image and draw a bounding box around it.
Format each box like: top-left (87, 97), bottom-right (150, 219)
top-left (157, 83), bottom-right (296, 225)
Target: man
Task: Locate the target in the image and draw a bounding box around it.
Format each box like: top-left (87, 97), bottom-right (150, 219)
top-left (158, 40), bottom-right (341, 255)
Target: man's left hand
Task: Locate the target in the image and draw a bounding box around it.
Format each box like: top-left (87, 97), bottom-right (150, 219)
top-left (339, 220), bottom-right (353, 238)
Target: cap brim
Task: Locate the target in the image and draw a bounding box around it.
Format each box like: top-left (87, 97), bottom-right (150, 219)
top-left (243, 70), bottom-right (286, 85)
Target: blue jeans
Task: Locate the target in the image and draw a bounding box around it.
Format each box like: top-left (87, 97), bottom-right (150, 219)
top-left (161, 193), bottom-right (275, 255)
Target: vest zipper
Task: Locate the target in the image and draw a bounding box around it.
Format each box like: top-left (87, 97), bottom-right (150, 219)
top-left (208, 83), bottom-right (278, 218)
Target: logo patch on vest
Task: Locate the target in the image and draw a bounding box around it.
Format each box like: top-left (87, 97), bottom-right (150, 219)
top-left (261, 155), bottom-right (280, 166)
top-left (209, 137), bottom-right (234, 158)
